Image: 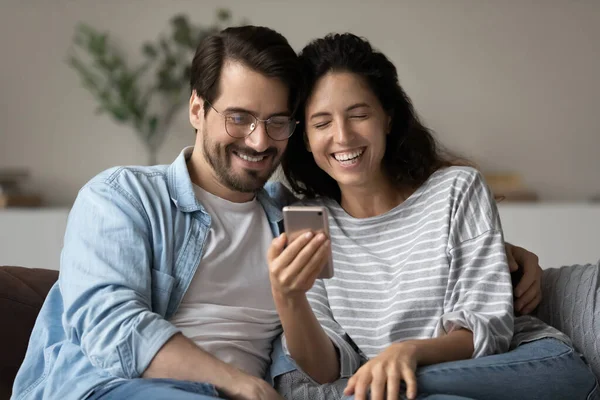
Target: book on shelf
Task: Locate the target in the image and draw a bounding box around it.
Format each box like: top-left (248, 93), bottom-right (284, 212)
top-left (0, 193), bottom-right (42, 208)
top-left (484, 172), bottom-right (539, 202)
top-left (0, 167), bottom-right (42, 208)
top-left (0, 167), bottom-right (30, 184)
top-left (0, 181), bottom-right (21, 195)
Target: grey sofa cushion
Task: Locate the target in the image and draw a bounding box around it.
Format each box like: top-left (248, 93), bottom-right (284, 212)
top-left (536, 261), bottom-right (600, 380)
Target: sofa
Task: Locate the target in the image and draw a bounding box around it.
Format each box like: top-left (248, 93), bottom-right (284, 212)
top-left (1, 263), bottom-right (598, 400)
top-left (0, 266), bottom-right (58, 400)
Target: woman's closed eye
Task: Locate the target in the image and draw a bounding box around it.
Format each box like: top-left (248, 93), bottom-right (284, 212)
top-left (313, 121), bottom-right (332, 129)
top-left (313, 115), bottom-right (366, 129)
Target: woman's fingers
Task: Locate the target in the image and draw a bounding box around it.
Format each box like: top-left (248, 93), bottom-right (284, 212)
top-left (386, 367), bottom-right (401, 400)
top-left (270, 231), bottom-right (329, 293)
top-left (352, 373), bottom-right (372, 400)
top-left (269, 231), bottom-right (314, 275)
top-left (294, 238), bottom-right (330, 285)
top-left (369, 365), bottom-right (387, 400)
top-left (267, 233), bottom-right (287, 263)
top-left (279, 234), bottom-right (327, 283)
top-left (402, 366), bottom-right (418, 400)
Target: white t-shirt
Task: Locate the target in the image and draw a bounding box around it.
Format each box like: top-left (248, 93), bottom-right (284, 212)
top-left (169, 185), bottom-right (280, 378)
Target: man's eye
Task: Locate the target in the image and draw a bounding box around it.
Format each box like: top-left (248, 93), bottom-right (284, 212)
top-left (350, 114), bottom-right (368, 120)
top-left (269, 118), bottom-right (289, 128)
top-left (228, 114), bottom-right (253, 125)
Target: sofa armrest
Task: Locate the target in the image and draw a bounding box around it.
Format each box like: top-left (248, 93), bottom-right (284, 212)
top-left (536, 261), bottom-right (600, 381)
top-left (0, 266), bottom-right (59, 399)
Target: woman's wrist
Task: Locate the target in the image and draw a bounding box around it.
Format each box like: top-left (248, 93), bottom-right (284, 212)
top-left (272, 289), bottom-right (309, 310)
top-left (392, 341), bottom-right (421, 363)
top-left (397, 330), bottom-right (474, 366)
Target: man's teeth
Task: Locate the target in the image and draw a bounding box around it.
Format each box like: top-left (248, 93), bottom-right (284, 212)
top-left (334, 149), bottom-right (364, 161)
top-left (237, 153), bottom-right (266, 162)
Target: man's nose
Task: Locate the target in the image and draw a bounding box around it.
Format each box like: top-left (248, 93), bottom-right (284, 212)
top-left (245, 121), bottom-right (270, 153)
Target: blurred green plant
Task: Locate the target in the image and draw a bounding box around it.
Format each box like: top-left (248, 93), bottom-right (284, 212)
top-left (68, 9), bottom-right (243, 164)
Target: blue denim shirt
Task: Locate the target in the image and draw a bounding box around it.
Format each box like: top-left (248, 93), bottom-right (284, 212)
top-left (12, 148), bottom-right (297, 400)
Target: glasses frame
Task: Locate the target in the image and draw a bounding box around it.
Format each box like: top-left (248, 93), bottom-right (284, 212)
top-left (206, 101), bottom-right (298, 141)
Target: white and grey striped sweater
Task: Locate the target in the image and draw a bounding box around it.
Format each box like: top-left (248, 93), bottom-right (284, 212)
top-left (283, 166), bottom-right (570, 382)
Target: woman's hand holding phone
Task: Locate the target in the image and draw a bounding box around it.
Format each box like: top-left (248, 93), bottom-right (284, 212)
top-left (267, 231), bottom-right (331, 298)
top-left (267, 231), bottom-right (341, 384)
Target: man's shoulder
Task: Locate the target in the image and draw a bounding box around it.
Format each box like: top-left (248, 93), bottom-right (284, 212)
top-left (261, 182), bottom-right (330, 209)
top-left (263, 181), bottom-right (299, 208)
top-left (87, 164), bottom-right (169, 186)
top-left (80, 164), bottom-right (172, 207)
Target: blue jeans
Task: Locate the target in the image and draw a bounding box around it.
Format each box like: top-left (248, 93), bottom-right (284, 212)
top-left (89, 379), bottom-right (475, 400)
top-left (88, 378), bottom-right (221, 399)
top-left (340, 339), bottom-right (598, 400)
top-left (89, 339), bottom-right (599, 400)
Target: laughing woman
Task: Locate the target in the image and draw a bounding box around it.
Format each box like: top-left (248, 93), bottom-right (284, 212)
top-left (267, 33), bottom-right (599, 400)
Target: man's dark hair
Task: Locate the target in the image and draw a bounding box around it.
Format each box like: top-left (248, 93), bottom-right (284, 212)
top-left (190, 25), bottom-right (303, 115)
top-left (282, 33), bottom-right (468, 202)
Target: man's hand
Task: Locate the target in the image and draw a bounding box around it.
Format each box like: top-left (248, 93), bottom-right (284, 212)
top-left (226, 376), bottom-right (283, 400)
top-left (144, 334), bottom-right (282, 399)
top-left (505, 243), bottom-right (543, 314)
top-left (344, 342), bottom-right (419, 400)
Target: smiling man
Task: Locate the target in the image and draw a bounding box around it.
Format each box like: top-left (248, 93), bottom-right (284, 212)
top-left (12, 26), bottom-right (302, 400)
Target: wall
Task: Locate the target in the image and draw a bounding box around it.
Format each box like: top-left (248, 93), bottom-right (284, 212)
top-left (1, 204), bottom-right (598, 271)
top-left (1, 0), bottom-right (599, 206)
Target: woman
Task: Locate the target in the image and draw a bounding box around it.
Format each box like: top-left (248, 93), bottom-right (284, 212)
top-left (267, 33), bottom-right (598, 400)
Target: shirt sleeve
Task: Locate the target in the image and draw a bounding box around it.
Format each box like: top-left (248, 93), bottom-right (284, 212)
top-left (442, 169), bottom-right (514, 357)
top-left (282, 279), bottom-right (362, 378)
top-left (60, 176), bottom-right (180, 379)
top-left (264, 181), bottom-right (299, 207)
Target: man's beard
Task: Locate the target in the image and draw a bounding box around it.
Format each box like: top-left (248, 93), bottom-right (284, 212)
top-left (202, 131), bottom-right (280, 193)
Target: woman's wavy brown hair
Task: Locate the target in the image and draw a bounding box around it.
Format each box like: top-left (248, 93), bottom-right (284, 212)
top-left (282, 33), bottom-right (470, 202)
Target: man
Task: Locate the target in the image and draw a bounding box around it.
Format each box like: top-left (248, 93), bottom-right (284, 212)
top-left (12, 26), bottom-right (543, 400)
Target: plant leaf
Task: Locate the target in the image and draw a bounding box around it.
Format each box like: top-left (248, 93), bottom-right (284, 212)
top-left (217, 9), bottom-right (231, 21)
top-left (142, 43), bottom-right (157, 58)
top-left (148, 115), bottom-right (159, 135)
top-left (67, 9), bottom-right (243, 155)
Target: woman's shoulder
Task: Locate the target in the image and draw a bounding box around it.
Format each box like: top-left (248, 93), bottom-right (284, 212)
top-left (427, 166), bottom-right (487, 191)
top-left (414, 166), bottom-right (493, 209)
top-left (431, 165), bottom-right (481, 180)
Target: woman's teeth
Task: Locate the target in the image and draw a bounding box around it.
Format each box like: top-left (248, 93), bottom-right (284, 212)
top-left (333, 149), bottom-right (364, 162)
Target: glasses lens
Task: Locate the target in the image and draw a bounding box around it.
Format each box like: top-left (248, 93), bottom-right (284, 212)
top-left (267, 117), bottom-right (296, 140)
top-left (225, 112), bottom-right (256, 138)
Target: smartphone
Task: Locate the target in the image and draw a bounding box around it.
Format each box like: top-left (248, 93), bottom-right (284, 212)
top-left (282, 205), bottom-right (334, 279)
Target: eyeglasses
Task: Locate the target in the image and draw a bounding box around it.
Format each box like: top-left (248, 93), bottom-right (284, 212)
top-left (206, 101), bottom-right (298, 141)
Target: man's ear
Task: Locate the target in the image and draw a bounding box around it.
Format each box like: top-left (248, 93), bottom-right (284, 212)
top-left (189, 91), bottom-right (205, 131)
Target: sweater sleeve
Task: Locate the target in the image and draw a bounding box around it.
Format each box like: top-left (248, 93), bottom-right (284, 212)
top-left (442, 169), bottom-right (514, 357)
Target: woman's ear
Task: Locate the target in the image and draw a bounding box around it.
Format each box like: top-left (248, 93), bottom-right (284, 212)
top-left (386, 115), bottom-right (393, 134)
top-left (303, 132), bottom-right (312, 153)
